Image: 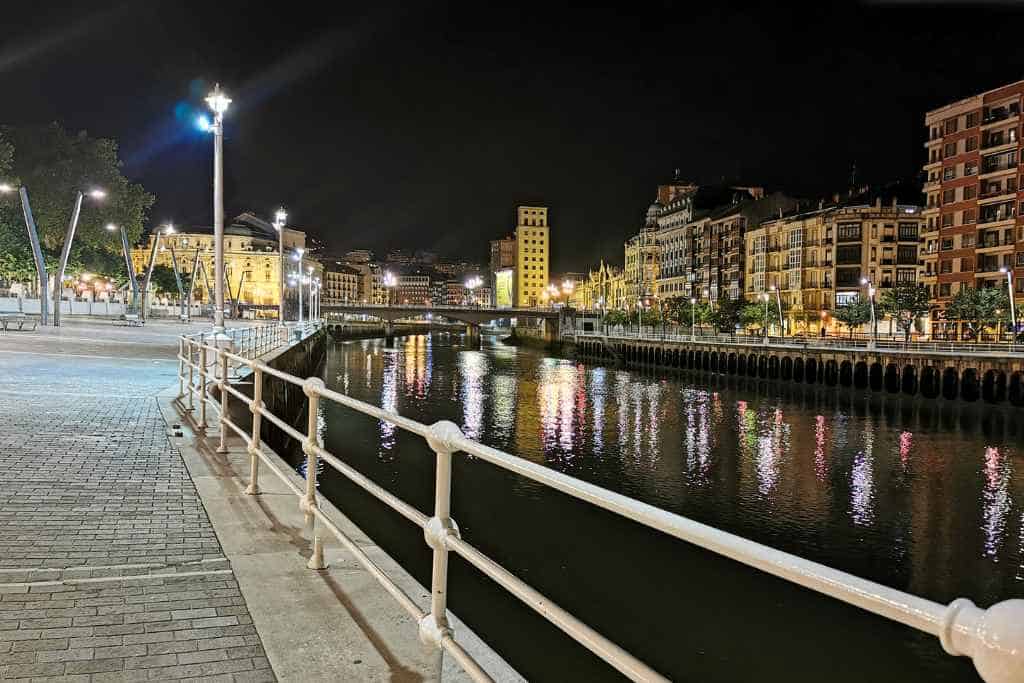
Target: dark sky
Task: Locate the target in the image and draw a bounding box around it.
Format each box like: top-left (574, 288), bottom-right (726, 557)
top-left (4, 1), bottom-right (1024, 272)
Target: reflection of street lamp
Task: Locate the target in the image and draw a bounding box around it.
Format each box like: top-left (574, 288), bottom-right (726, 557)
top-left (860, 277), bottom-right (877, 348)
top-left (999, 266), bottom-right (1017, 341)
top-left (273, 208), bottom-right (287, 326)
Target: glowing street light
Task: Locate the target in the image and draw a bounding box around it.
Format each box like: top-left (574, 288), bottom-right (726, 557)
top-left (761, 292), bottom-right (770, 345)
top-left (106, 223), bottom-right (139, 307)
top-left (690, 297), bottom-right (697, 341)
top-left (999, 267), bottom-right (1017, 341)
top-left (273, 208), bottom-right (288, 325)
top-left (464, 275), bottom-right (483, 306)
top-left (860, 277), bottom-right (877, 348)
top-left (383, 270), bottom-right (397, 306)
top-left (53, 187), bottom-right (106, 327)
top-left (200, 83), bottom-right (232, 338)
top-left (769, 284), bottom-right (784, 337)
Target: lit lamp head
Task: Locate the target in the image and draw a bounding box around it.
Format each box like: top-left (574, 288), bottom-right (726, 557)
top-left (205, 84), bottom-right (232, 119)
top-left (689, 298), bottom-right (696, 305)
top-left (274, 207), bottom-right (287, 229)
top-left (163, 224), bottom-right (175, 235)
top-left (87, 189), bottom-right (107, 200)
top-left (860, 277), bottom-right (869, 285)
top-left (999, 266), bottom-right (1009, 274)
top-left (0, 183), bottom-right (15, 194)
top-left (105, 223), bottom-right (118, 232)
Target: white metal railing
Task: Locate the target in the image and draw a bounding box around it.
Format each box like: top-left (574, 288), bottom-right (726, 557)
top-left (176, 325), bottom-right (1024, 683)
top-left (574, 327), bottom-right (1024, 357)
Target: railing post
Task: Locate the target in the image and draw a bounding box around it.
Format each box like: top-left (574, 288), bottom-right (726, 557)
top-left (217, 352), bottom-right (229, 454)
top-left (302, 377), bottom-right (327, 570)
top-left (419, 420), bottom-right (465, 661)
top-left (177, 337), bottom-right (185, 399)
top-left (186, 340), bottom-right (195, 412)
top-left (198, 345), bottom-right (208, 429)
top-left (246, 367), bottom-right (263, 495)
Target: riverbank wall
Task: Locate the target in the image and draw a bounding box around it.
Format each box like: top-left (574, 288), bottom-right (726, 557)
top-left (576, 336), bottom-right (1024, 405)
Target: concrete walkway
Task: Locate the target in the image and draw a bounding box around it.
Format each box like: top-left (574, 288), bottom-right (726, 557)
top-left (0, 320), bottom-right (519, 683)
top-left (0, 320), bottom-right (273, 682)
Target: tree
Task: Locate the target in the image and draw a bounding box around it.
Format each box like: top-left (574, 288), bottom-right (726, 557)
top-left (0, 123), bottom-right (155, 287)
top-left (711, 296), bottom-right (743, 333)
top-left (740, 301), bottom-right (769, 332)
top-left (945, 286), bottom-right (1008, 341)
top-left (879, 282), bottom-right (931, 344)
top-left (833, 296), bottom-right (872, 339)
top-left (603, 309), bottom-right (628, 327)
top-left (149, 265), bottom-right (180, 296)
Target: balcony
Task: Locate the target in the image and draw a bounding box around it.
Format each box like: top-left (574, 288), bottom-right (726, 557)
top-left (982, 105), bottom-right (1021, 126)
top-left (880, 258), bottom-right (894, 265)
top-left (881, 235), bottom-right (895, 243)
top-left (981, 133), bottom-right (1018, 150)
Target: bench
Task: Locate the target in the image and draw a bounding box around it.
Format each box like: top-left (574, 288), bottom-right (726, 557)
top-left (0, 313), bottom-right (38, 332)
top-left (115, 313), bottom-right (144, 327)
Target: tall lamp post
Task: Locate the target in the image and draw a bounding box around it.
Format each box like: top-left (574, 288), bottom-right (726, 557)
top-left (769, 284), bottom-right (784, 337)
top-left (383, 271), bottom-right (397, 306)
top-left (690, 297), bottom-right (697, 342)
top-left (1, 183), bottom-right (49, 324)
top-left (105, 223), bottom-right (139, 309)
top-left (761, 292), bottom-right (770, 346)
top-left (141, 224), bottom-right (175, 321)
top-left (465, 275), bottom-right (483, 306)
top-left (860, 277), bottom-right (877, 349)
top-left (306, 266), bottom-right (314, 322)
top-left (53, 188), bottom-right (106, 327)
top-left (200, 84), bottom-right (232, 338)
top-left (273, 208), bottom-right (287, 326)
top-left (999, 266), bottom-right (1017, 342)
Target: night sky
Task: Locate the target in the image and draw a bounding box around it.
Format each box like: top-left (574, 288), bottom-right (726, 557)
top-left (4, 1), bottom-right (1024, 272)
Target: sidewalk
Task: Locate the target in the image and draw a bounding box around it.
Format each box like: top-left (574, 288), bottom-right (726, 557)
top-left (0, 320), bottom-right (519, 682)
top-left (0, 321), bottom-right (274, 681)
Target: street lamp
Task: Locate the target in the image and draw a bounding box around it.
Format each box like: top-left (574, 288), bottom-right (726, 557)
top-left (273, 208), bottom-right (288, 326)
top-left (53, 188), bottom-right (106, 327)
top-left (769, 284), bottom-right (784, 337)
top-left (201, 83), bottom-right (232, 338)
top-left (141, 224), bottom-right (174, 321)
top-left (306, 265), bottom-right (314, 322)
top-left (1, 182), bottom-right (49, 324)
top-left (690, 297), bottom-right (697, 342)
top-left (383, 270), bottom-right (397, 306)
top-left (999, 266), bottom-right (1017, 342)
top-left (761, 292), bottom-right (770, 345)
top-left (106, 223), bottom-right (140, 308)
top-left (860, 277), bottom-right (877, 348)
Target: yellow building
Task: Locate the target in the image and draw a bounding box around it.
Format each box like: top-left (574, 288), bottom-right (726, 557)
top-left (130, 212), bottom-right (311, 309)
top-left (745, 200), bottom-right (924, 334)
top-left (623, 204), bottom-right (661, 306)
top-left (514, 206), bottom-right (549, 307)
top-left (570, 261), bottom-right (628, 312)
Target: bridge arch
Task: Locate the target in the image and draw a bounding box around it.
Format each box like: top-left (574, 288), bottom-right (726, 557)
top-left (869, 363), bottom-right (883, 392)
top-left (884, 364), bottom-right (900, 394)
top-left (920, 366), bottom-right (940, 399)
top-left (981, 369), bottom-right (1006, 403)
top-left (780, 356), bottom-right (792, 381)
top-left (728, 353), bottom-right (738, 374)
top-left (854, 362), bottom-right (868, 389)
top-left (1009, 372), bottom-right (1024, 407)
top-left (823, 360), bottom-right (838, 386)
top-left (805, 358), bottom-right (817, 384)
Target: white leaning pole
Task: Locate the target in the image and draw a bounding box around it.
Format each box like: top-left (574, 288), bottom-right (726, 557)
top-left (206, 84), bottom-right (232, 348)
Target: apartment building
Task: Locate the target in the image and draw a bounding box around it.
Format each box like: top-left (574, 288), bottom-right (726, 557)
top-left (321, 264), bottom-right (360, 305)
top-left (746, 199), bottom-right (924, 333)
top-left (514, 206), bottom-right (549, 307)
top-left (923, 79), bottom-right (1024, 331)
top-left (624, 203), bottom-right (661, 306)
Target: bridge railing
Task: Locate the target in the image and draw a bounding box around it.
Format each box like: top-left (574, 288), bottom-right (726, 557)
top-left (575, 328), bottom-right (1024, 356)
top-left (176, 324), bottom-right (1024, 683)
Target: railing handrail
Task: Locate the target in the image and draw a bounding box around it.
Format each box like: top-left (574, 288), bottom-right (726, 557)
top-left (176, 324), bottom-right (1024, 683)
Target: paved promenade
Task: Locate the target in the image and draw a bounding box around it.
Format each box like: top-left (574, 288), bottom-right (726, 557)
top-left (0, 320), bottom-right (273, 682)
top-left (0, 319), bottom-right (518, 683)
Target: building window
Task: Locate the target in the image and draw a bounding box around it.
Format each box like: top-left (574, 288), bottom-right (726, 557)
top-left (964, 185), bottom-right (977, 200)
top-left (944, 118), bottom-right (958, 135)
top-left (966, 136), bottom-right (978, 152)
top-left (837, 223), bottom-right (861, 241)
top-left (941, 214), bottom-right (954, 228)
top-left (963, 208), bottom-right (976, 224)
top-left (940, 260), bottom-right (952, 274)
top-left (939, 283), bottom-right (951, 297)
top-left (942, 189), bottom-right (956, 205)
top-left (943, 166), bottom-right (957, 181)
top-left (944, 142), bottom-right (957, 158)
top-left (941, 238), bottom-right (954, 250)
top-left (965, 162), bottom-right (978, 176)
top-left (967, 111), bottom-right (980, 128)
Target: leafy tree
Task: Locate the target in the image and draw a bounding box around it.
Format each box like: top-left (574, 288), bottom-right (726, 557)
top-left (603, 309), bottom-right (628, 327)
top-left (149, 265), bottom-right (180, 296)
top-left (665, 297), bottom-right (712, 329)
top-left (945, 286), bottom-right (1009, 341)
top-left (741, 301), bottom-right (770, 331)
top-left (833, 296), bottom-right (872, 339)
top-left (0, 123), bottom-right (155, 287)
top-left (879, 282), bottom-right (931, 344)
top-left (711, 296), bottom-right (743, 333)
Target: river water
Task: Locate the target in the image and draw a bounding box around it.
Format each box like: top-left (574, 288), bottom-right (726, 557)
top-left (306, 332), bottom-right (1023, 682)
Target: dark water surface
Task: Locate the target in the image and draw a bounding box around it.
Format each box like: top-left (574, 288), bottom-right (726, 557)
top-left (304, 332), bottom-right (1023, 682)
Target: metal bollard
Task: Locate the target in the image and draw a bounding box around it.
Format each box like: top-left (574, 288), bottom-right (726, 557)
top-left (245, 367), bottom-right (263, 495)
top-left (302, 377), bottom-right (327, 570)
top-left (198, 345), bottom-right (208, 429)
top-left (217, 352), bottom-right (229, 454)
top-left (418, 420), bottom-right (464, 657)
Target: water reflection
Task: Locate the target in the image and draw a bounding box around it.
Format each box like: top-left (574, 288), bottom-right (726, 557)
top-left (325, 334), bottom-right (1024, 608)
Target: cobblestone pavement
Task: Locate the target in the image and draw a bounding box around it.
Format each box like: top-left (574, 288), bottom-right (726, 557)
top-left (0, 321), bottom-right (276, 682)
